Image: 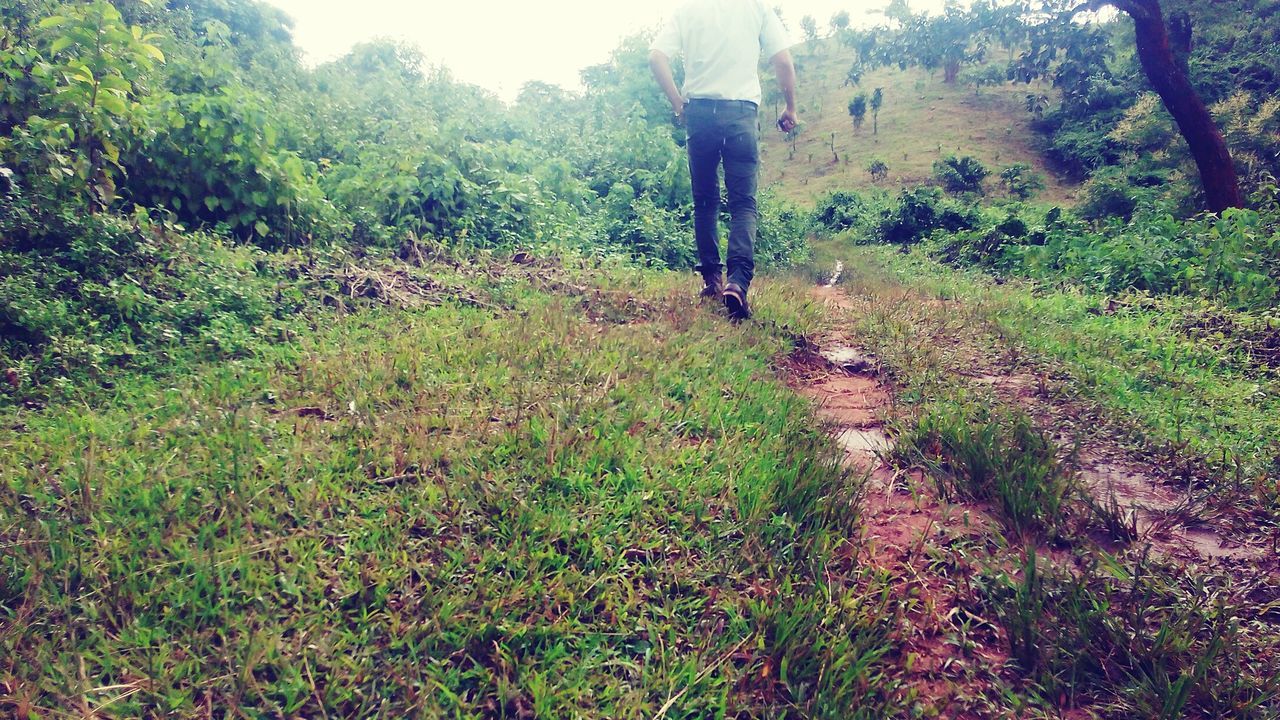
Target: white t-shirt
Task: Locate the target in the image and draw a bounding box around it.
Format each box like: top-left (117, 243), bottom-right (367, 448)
top-left (651, 0), bottom-right (795, 106)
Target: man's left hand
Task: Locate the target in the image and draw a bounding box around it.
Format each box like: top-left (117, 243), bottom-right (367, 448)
top-left (777, 108), bottom-right (798, 133)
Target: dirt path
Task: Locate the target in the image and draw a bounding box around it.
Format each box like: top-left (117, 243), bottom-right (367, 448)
top-left (786, 274), bottom-right (1279, 715)
top-left (784, 284), bottom-right (1017, 718)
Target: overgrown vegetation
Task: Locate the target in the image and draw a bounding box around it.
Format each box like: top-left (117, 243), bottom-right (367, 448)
top-left (0, 0), bottom-right (814, 405)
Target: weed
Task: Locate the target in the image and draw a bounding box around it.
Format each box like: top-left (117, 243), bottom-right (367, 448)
top-left (899, 402), bottom-right (1076, 540)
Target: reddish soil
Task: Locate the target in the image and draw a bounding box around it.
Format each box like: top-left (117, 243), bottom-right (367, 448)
top-left (789, 279), bottom-right (1280, 714)
top-left (784, 286), bottom-right (1018, 718)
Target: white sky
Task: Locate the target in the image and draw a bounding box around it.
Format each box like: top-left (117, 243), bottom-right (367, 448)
top-left (263, 1), bottom-right (950, 99)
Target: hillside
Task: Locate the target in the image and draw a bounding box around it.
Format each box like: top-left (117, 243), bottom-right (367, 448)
top-left (4, 2), bottom-right (1280, 718)
top-left (759, 43), bottom-right (1078, 206)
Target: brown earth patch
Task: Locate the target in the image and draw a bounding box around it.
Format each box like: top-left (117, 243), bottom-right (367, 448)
top-left (783, 286), bottom-right (1020, 717)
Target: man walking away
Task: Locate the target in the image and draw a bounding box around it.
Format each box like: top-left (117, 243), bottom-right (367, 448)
top-left (649, 0), bottom-right (798, 321)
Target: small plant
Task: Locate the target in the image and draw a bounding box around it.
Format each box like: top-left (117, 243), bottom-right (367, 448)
top-left (866, 158), bottom-right (889, 182)
top-left (999, 163), bottom-right (1046, 200)
top-left (870, 87), bottom-right (883, 134)
top-left (901, 404), bottom-right (1076, 539)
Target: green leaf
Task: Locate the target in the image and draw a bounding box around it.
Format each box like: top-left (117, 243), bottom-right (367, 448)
top-left (49, 36), bottom-right (75, 56)
top-left (254, 221), bottom-right (270, 237)
top-left (96, 92), bottom-right (127, 115)
top-left (204, 196), bottom-right (219, 212)
top-left (37, 15), bottom-right (68, 29)
top-left (140, 44), bottom-right (165, 63)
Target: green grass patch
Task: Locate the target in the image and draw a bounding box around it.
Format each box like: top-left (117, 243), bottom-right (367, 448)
top-left (897, 401), bottom-right (1077, 541)
top-left (0, 267), bottom-right (903, 718)
top-left (834, 244), bottom-right (1280, 515)
top-left (984, 550), bottom-right (1279, 719)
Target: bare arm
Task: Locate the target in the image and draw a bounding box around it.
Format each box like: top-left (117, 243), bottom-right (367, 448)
top-left (771, 49), bottom-right (798, 132)
top-left (649, 50), bottom-right (685, 119)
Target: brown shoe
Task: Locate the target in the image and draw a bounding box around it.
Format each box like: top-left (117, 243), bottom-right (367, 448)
top-left (723, 283), bottom-right (751, 321)
top-left (700, 270), bottom-right (725, 302)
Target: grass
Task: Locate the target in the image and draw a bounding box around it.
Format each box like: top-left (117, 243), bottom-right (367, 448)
top-left (797, 240), bottom-right (1280, 718)
top-left (899, 402), bottom-right (1077, 541)
top-left (828, 242), bottom-right (1280, 520)
top-left (983, 549), bottom-right (1279, 719)
top-left (0, 260), bottom-right (911, 718)
top-left (759, 41), bottom-right (1078, 206)
top-left (3, 240), bottom-right (1277, 718)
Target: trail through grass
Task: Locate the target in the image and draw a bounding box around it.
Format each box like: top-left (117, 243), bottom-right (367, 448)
top-left (831, 243), bottom-right (1280, 521)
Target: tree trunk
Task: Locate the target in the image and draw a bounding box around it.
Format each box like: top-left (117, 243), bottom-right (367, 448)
top-left (944, 60), bottom-right (961, 84)
top-left (1114, 0), bottom-right (1242, 212)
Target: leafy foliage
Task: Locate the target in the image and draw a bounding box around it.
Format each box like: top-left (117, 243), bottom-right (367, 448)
top-left (999, 163), bottom-right (1046, 200)
top-left (932, 154), bottom-right (991, 195)
top-left (812, 190), bottom-right (869, 235)
top-left (877, 187), bottom-right (979, 245)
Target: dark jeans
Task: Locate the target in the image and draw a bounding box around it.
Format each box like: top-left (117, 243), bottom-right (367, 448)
top-left (686, 99), bottom-right (759, 292)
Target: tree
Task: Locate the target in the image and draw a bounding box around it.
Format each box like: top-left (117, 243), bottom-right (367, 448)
top-left (772, 5), bottom-right (789, 30)
top-left (830, 10), bottom-right (851, 35)
top-left (1077, 0), bottom-right (1242, 212)
top-left (1016, 1), bottom-right (1243, 212)
top-left (800, 15), bottom-right (819, 43)
top-left (870, 87), bottom-right (884, 134)
top-left (764, 84), bottom-right (785, 124)
top-left (848, 93), bottom-right (868, 133)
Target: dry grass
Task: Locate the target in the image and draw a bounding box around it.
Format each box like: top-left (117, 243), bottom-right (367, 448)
top-left (759, 42), bottom-right (1079, 206)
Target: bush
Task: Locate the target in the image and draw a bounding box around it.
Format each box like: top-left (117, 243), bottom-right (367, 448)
top-left (756, 192), bottom-right (813, 269)
top-left (866, 159), bottom-right (889, 183)
top-left (877, 187), bottom-right (979, 245)
top-left (933, 155), bottom-right (990, 195)
top-left (1000, 164), bottom-right (1047, 200)
top-left (0, 195), bottom-right (311, 403)
top-left (1011, 207), bottom-right (1280, 309)
top-left (932, 211), bottom-right (1033, 271)
top-left (1077, 167), bottom-right (1156, 222)
top-left (600, 183), bottom-right (692, 269)
top-left (812, 190), bottom-right (868, 234)
top-left (130, 86), bottom-right (343, 247)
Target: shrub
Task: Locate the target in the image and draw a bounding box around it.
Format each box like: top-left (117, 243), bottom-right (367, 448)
top-left (1000, 163), bottom-right (1047, 200)
top-left (866, 159), bottom-right (889, 183)
top-left (129, 86), bottom-right (344, 247)
top-left (932, 212), bottom-right (1033, 271)
top-left (756, 192), bottom-right (813, 269)
top-left (1077, 166), bottom-right (1154, 222)
top-left (812, 190), bottom-right (868, 234)
top-left (933, 155), bottom-right (990, 195)
top-left (1011, 207), bottom-right (1280, 309)
top-left (0, 196), bottom-right (309, 403)
top-left (877, 187), bottom-right (978, 245)
top-left (600, 183), bottom-right (692, 269)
